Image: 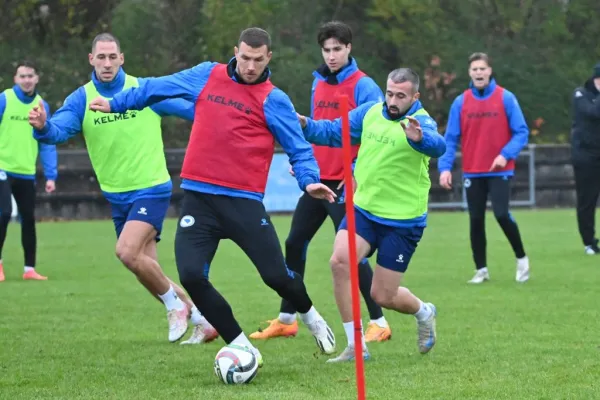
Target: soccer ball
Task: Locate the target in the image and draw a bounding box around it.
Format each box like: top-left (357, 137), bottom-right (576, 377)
top-left (213, 344), bottom-right (259, 384)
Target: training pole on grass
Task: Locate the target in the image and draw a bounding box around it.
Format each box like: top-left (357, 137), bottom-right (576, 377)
top-left (339, 94), bottom-right (366, 400)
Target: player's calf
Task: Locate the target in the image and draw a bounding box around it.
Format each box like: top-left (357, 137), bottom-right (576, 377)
top-left (372, 266), bottom-right (437, 354)
top-left (119, 221), bottom-right (189, 341)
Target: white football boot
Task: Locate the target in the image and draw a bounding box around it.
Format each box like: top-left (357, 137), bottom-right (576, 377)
top-left (468, 268), bottom-right (490, 284)
top-left (516, 256), bottom-right (530, 283)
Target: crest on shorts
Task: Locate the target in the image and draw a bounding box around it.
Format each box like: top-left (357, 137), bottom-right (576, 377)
top-left (0, 171), bottom-right (6, 181)
top-left (180, 215), bottom-right (195, 228)
top-left (463, 178), bottom-right (471, 188)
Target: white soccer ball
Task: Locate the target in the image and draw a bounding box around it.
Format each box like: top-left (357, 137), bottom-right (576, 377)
top-left (213, 344), bottom-right (259, 384)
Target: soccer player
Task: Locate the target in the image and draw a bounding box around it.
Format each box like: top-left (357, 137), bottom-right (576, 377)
top-left (28, 33), bottom-right (217, 345)
top-left (570, 62), bottom-right (600, 255)
top-left (298, 68), bottom-right (445, 362)
top-left (438, 52), bottom-right (530, 284)
top-left (0, 61), bottom-right (56, 282)
top-left (250, 21), bottom-right (392, 343)
top-left (88, 27), bottom-right (338, 365)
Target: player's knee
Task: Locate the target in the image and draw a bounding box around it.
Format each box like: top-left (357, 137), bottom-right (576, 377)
top-left (285, 234), bottom-right (306, 254)
top-left (494, 210), bottom-right (511, 224)
top-left (19, 213), bottom-right (35, 228)
top-left (469, 214), bottom-right (485, 227)
top-left (178, 266), bottom-right (208, 290)
top-left (0, 211), bottom-right (11, 226)
top-left (260, 269), bottom-right (291, 292)
top-left (370, 285), bottom-right (394, 308)
top-left (329, 252), bottom-right (350, 277)
top-left (115, 241), bottom-right (142, 271)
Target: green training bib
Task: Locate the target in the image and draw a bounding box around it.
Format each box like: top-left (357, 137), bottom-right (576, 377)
top-left (82, 75), bottom-right (169, 193)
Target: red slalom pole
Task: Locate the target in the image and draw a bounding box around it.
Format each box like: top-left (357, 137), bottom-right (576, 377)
top-left (339, 94), bottom-right (366, 400)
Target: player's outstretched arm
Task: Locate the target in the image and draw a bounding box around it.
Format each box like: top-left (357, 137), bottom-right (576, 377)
top-left (150, 98), bottom-right (196, 121)
top-left (31, 88), bottom-right (85, 145)
top-left (437, 95), bottom-right (463, 172)
top-left (300, 101), bottom-right (374, 147)
top-left (500, 90), bottom-right (530, 160)
top-left (265, 88), bottom-right (321, 190)
top-left (95, 62), bottom-right (218, 114)
top-left (405, 114), bottom-right (446, 158)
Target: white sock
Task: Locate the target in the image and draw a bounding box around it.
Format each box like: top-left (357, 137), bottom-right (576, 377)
top-left (370, 316), bottom-right (388, 328)
top-left (414, 300), bottom-right (432, 322)
top-left (298, 306), bottom-right (320, 325)
top-left (189, 306), bottom-right (208, 327)
top-left (24, 266), bottom-right (34, 273)
top-left (479, 267), bottom-right (489, 274)
top-left (158, 286), bottom-right (185, 311)
top-left (231, 333), bottom-right (254, 349)
top-left (343, 321), bottom-right (365, 349)
top-left (278, 312), bottom-right (296, 325)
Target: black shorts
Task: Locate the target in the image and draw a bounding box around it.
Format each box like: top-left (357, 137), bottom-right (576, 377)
top-left (175, 190), bottom-right (287, 278)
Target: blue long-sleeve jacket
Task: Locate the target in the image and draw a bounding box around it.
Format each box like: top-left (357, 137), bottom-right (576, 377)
top-left (108, 58), bottom-right (320, 201)
top-left (310, 57), bottom-right (384, 118)
top-left (34, 68), bottom-right (195, 203)
top-left (304, 100), bottom-right (446, 158)
top-left (437, 78), bottom-right (529, 178)
top-left (0, 85), bottom-right (57, 180)
top-left (303, 100), bottom-right (446, 228)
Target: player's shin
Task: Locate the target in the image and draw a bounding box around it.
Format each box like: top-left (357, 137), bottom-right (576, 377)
top-left (330, 253), bottom-right (365, 349)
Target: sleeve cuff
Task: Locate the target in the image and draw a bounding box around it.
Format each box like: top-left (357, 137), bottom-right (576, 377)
top-left (301, 176), bottom-right (320, 191)
top-left (108, 100), bottom-right (117, 113)
top-left (35, 123), bottom-right (50, 137)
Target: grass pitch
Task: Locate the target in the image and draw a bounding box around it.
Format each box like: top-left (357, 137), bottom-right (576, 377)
top-left (0, 209), bottom-right (598, 399)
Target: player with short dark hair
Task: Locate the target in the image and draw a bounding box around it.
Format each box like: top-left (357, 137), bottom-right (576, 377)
top-left (438, 52), bottom-right (530, 284)
top-left (0, 61), bottom-right (57, 282)
top-left (89, 27), bottom-right (338, 366)
top-left (298, 67), bottom-right (445, 362)
top-left (29, 33), bottom-right (217, 344)
top-left (249, 21), bottom-right (392, 344)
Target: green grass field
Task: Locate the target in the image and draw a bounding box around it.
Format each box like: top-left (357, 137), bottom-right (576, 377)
top-left (0, 209), bottom-right (599, 399)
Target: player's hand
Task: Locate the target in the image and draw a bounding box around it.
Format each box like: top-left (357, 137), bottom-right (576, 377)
top-left (89, 97), bottom-right (111, 113)
top-left (289, 166), bottom-right (295, 176)
top-left (306, 183), bottom-right (337, 203)
top-left (28, 100), bottom-right (47, 130)
top-left (45, 180), bottom-right (56, 193)
top-left (336, 177), bottom-right (357, 193)
top-left (401, 115), bottom-right (423, 143)
top-left (439, 171), bottom-right (452, 190)
top-left (489, 155), bottom-right (507, 171)
top-left (297, 113), bottom-right (307, 128)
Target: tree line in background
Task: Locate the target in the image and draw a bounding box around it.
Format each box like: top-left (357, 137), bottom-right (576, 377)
top-left (1, 0), bottom-right (598, 148)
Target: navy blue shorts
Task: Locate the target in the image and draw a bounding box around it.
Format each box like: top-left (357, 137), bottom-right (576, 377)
top-left (109, 196), bottom-right (170, 241)
top-left (339, 211), bottom-right (424, 272)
